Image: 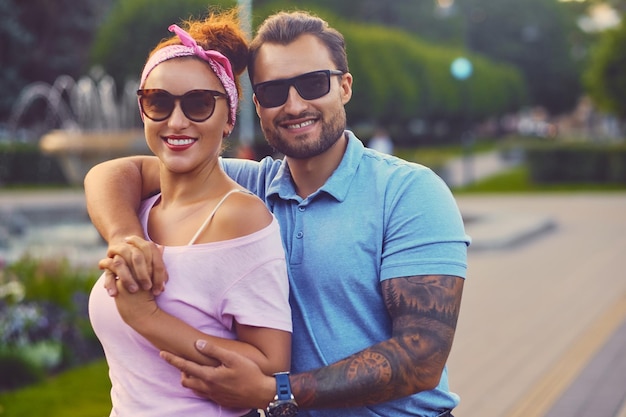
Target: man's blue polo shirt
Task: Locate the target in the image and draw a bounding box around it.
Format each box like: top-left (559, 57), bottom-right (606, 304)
top-left (222, 131), bottom-right (470, 417)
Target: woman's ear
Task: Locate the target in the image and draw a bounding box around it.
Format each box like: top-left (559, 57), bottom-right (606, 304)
top-left (223, 123), bottom-right (234, 138)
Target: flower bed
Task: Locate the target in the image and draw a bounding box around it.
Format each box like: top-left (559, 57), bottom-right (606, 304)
top-left (0, 256), bottom-right (102, 391)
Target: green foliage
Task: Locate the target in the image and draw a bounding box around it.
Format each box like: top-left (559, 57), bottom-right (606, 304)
top-left (256, 0), bottom-right (586, 116)
top-left (339, 23), bottom-right (526, 130)
top-left (1, 0), bottom-right (589, 127)
top-left (0, 0), bottom-right (111, 120)
top-left (0, 257), bottom-right (102, 391)
top-left (461, 0), bottom-right (586, 115)
top-left (90, 0), bottom-right (236, 87)
top-left (90, 0), bottom-right (527, 143)
top-left (584, 19), bottom-right (626, 119)
top-left (5, 257), bottom-right (99, 311)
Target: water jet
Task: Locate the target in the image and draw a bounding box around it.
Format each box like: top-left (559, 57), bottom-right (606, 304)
top-left (7, 68), bottom-right (150, 185)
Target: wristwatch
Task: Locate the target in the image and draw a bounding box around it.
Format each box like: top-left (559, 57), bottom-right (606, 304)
top-left (267, 372), bottom-right (298, 417)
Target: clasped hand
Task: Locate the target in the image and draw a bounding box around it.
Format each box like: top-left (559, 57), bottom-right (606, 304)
top-left (99, 235), bottom-right (168, 297)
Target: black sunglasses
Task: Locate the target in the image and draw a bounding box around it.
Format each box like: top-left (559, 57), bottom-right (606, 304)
top-left (136, 89), bottom-right (227, 122)
top-left (253, 70), bottom-right (344, 108)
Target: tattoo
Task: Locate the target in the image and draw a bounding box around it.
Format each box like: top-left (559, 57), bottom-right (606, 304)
top-left (384, 275), bottom-right (462, 329)
top-left (291, 275), bottom-right (464, 409)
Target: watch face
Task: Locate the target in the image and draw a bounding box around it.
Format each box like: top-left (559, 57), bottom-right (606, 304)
top-left (269, 402), bottom-right (298, 417)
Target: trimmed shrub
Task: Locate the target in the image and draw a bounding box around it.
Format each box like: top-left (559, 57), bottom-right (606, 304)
top-left (0, 143), bottom-right (67, 186)
top-left (526, 142), bottom-right (626, 184)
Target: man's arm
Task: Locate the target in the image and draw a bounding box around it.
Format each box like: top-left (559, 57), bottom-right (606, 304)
top-left (161, 274), bottom-right (464, 410)
top-left (84, 156), bottom-right (166, 295)
top-left (291, 274), bottom-right (463, 408)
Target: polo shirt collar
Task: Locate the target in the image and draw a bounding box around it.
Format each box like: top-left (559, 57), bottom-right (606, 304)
top-left (266, 130), bottom-right (364, 202)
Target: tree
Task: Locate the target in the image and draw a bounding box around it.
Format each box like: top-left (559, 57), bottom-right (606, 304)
top-left (584, 19), bottom-right (626, 119)
top-left (262, 0), bottom-right (588, 116)
top-left (459, 0), bottom-right (586, 115)
top-left (90, 0), bottom-right (235, 89)
top-left (0, 0), bottom-right (112, 121)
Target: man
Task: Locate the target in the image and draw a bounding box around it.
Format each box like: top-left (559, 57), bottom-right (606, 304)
top-left (85, 10), bottom-right (469, 417)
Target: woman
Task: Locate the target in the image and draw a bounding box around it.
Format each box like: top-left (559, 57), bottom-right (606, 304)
top-left (88, 10), bottom-right (291, 417)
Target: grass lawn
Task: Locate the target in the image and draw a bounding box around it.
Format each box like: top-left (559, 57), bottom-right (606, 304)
top-left (452, 165), bottom-right (626, 193)
top-left (0, 359), bottom-right (111, 417)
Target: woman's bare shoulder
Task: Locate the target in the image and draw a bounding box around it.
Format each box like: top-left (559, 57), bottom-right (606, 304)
top-left (216, 190), bottom-right (273, 238)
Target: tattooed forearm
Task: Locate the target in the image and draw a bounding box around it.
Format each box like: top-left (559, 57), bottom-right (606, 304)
top-left (291, 275), bottom-right (464, 409)
top-left (291, 348), bottom-right (396, 408)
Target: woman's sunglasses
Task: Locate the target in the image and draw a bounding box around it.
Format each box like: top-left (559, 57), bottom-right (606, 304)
top-left (253, 70), bottom-right (344, 108)
top-left (136, 89), bottom-right (227, 122)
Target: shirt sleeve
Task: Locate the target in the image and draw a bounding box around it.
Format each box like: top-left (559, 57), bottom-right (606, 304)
top-left (218, 220), bottom-right (292, 332)
top-left (380, 166), bottom-right (470, 280)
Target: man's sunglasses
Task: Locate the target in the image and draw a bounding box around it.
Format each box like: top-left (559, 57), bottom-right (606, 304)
top-left (253, 70), bottom-right (344, 108)
top-left (136, 89), bottom-right (227, 122)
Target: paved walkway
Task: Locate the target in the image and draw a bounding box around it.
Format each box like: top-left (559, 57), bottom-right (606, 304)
top-left (451, 193), bottom-right (626, 417)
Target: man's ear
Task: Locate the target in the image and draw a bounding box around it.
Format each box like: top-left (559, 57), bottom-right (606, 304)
top-left (340, 72), bottom-right (353, 105)
top-left (252, 94), bottom-right (262, 117)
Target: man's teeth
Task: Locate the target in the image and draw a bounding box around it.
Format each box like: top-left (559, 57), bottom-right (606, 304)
top-left (167, 138), bottom-right (195, 145)
top-left (287, 120), bottom-right (314, 129)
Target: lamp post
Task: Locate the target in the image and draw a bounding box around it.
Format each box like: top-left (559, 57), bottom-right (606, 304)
top-left (450, 56), bottom-right (473, 185)
top-left (237, 0), bottom-right (254, 149)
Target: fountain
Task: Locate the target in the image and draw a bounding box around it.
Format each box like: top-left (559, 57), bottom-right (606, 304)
top-left (7, 67), bottom-right (150, 185)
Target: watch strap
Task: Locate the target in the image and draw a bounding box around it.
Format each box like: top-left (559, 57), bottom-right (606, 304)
top-left (274, 372), bottom-right (292, 400)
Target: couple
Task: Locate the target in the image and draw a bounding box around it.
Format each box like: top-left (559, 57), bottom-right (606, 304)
top-left (87, 7), bottom-right (469, 417)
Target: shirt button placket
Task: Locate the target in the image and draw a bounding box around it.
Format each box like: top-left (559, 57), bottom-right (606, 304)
top-left (291, 204), bottom-right (305, 264)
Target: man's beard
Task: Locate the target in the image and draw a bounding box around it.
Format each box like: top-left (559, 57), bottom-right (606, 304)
top-left (262, 107), bottom-right (346, 159)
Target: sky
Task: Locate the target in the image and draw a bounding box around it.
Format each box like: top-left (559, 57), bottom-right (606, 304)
top-left (578, 2), bottom-right (622, 31)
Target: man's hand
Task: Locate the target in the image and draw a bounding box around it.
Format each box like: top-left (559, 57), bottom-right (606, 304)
top-left (160, 340), bottom-right (276, 410)
top-left (99, 235), bottom-right (168, 296)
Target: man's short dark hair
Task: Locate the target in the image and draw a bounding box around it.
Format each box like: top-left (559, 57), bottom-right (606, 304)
top-left (248, 11), bottom-right (349, 85)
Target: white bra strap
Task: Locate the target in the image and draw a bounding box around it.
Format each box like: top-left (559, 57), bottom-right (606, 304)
top-left (187, 189), bottom-right (250, 245)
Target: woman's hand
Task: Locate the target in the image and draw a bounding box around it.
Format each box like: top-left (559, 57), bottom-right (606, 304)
top-left (99, 235), bottom-right (168, 297)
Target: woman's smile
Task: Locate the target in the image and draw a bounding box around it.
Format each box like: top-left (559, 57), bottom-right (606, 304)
top-left (163, 135), bottom-right (197, 150)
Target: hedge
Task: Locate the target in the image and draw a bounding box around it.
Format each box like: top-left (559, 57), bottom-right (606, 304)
top-left (0, 143), bottom-right (67, 186)
top-left (341, 23), bottom-right (526, 126)
top-left (525, 142), bottom-right (626, 184)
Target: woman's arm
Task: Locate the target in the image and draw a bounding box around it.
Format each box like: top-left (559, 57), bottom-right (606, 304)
top-left (85, 156), bottom-right (168, 295)
top-left (113, 278), bottom-right (291, 374)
